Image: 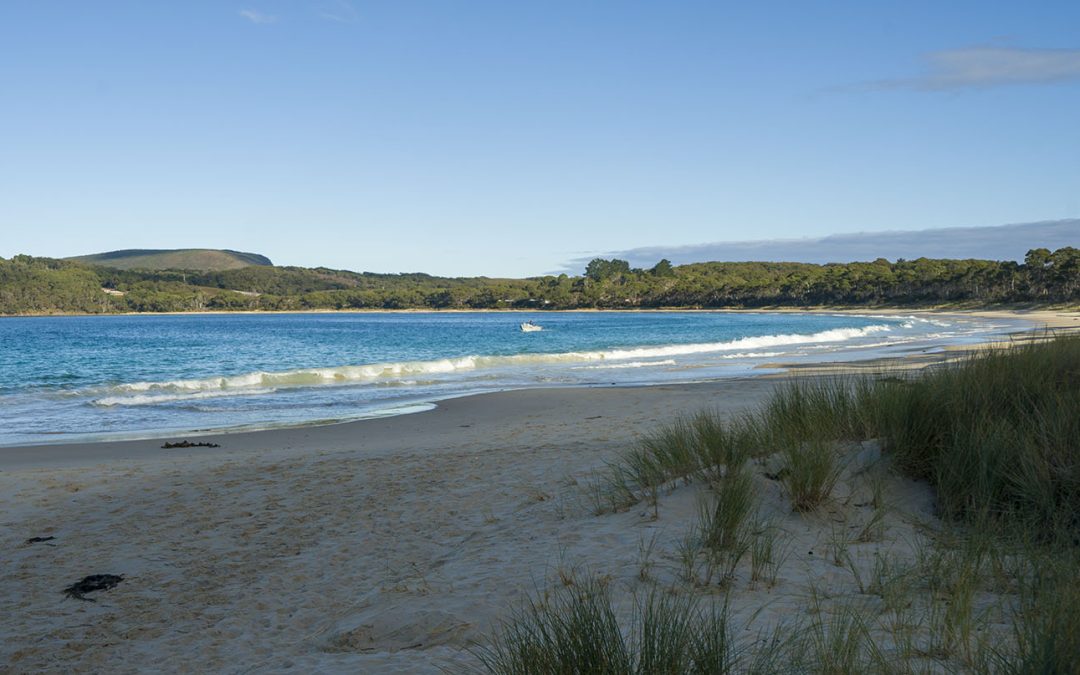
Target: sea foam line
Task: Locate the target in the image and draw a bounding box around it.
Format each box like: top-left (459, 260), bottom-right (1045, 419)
top-left (94, 388), bottom-right (279, 407)
top-left (575, 359), bottom-right (678, 370)
top-left (91, 323), bottom-right (891, 406)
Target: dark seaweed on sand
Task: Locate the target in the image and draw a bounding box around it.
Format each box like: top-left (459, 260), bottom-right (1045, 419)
top-left (62, 574), bottom-right (124, 601)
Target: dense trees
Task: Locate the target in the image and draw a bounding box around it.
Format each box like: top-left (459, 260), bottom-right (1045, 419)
top-left (0, 256), bottom-right (114, 314)
top-left (0, 248), bottom-right (1077, 315)
top-left (584, 258), bottom-right (632, 282)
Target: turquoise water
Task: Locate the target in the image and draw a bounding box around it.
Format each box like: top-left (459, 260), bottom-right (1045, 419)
top-left (0, 311), bottom-right (1025, 446)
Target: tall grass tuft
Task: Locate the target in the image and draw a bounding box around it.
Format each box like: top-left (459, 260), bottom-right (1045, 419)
top-left (781, 440), bottom-right (842, 511)
top-left (678, 464), bottom-right (759, 587)
top-left (788, 602), bottom-right (887, 675)
top-left (476, 578), bottom-right (630, 674)
top-left (753, 377), bottom-right (874, 448)
top-left (749, 518), bottom-right (788, 588)
top-left (692, 410), bottom-right (754, 482)
top-left (476, 578), bottom-right (739, 674)
top-left (702, 465), bottom-right (757, 551)
top-left (596, 408), bottom-right (757, 512)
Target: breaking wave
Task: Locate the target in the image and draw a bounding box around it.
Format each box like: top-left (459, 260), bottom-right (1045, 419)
top-left (91, 323), bottom-right (891, 406)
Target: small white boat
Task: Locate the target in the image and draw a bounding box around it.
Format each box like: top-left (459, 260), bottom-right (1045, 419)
top-left (520, 321), bottom-right (543, 332)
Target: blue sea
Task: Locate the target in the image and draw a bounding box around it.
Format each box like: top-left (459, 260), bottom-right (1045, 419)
top-left (0, 311), bottom-right (1027, 446)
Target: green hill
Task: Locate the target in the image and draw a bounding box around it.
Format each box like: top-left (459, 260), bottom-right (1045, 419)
top-left (68, 248), bottom-right (272, 271)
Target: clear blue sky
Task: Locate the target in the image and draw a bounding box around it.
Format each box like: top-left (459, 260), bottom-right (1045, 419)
top-left (2, 1), bottom-right (1078, 276)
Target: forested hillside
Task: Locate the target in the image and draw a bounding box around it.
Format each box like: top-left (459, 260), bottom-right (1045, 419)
top-left (0, 248), bottom-right (1076, 314)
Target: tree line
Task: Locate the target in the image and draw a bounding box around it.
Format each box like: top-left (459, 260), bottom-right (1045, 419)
top-left (0, 248), bottom-right (1076, 315)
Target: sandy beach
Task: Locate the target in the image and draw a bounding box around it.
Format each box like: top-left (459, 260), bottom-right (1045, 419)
top-left (2, 309), bottom-right (1076, 673)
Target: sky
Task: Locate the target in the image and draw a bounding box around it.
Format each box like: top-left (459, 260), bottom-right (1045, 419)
top-left (1, 1), bottom-right (1078, 277)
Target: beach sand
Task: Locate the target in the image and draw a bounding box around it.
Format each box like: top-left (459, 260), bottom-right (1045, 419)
top-left (1, 309), bottom-right (1076, 672)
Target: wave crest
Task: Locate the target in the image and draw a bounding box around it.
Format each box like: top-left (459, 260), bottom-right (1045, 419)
top-left (91, 323), bottom-right (891, 406)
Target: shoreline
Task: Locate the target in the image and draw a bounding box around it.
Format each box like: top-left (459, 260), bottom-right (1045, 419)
top-left (3, 308), bottom-right (1075, 466)
top-left (0, 379), bottom-right (773, 470)
top-left (2, 304), bottom-right (1077, 319)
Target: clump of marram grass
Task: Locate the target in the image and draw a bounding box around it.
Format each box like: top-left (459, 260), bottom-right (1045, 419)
top-left (781, 440), bottom-right (842, 512)
top-left (749, 517), bottom-right (789, 589)
top-left (594, 409), bottom-right (758, 514)
top-left (702, 465), bottom-right (756, 552)
top-left (785, 600), bottom-right (888, 675)
top-left (475, 577), bottom-right (739, 674)
top-left (691, 410), bottom-right (755, 482)
top-left (476, 577), bottom-right (627, 673)
top-left (674, 459), bottom-right (760, 587)
top-left (752, 376), bottom-right (878, 449)
top-left (697, 466), bottom-right (758, 586)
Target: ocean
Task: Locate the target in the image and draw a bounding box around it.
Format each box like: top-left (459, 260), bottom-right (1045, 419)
top-left (0, 311), bottom-right (1027, 446)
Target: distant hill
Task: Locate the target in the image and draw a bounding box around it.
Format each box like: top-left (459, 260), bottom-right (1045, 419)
top-left (68, 249), bottom-right (273, 271)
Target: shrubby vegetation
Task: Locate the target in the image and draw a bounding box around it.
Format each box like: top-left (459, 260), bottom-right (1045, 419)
top-left (0, 247), bottom-right (1077, 314)
top-left (0, 256), bottom-right (110, 314)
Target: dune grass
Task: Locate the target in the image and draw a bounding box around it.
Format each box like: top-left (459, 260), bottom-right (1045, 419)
top-left (1001, 549), bottom-right (1080, 673)
top-left (689, 465), bottom-right (759, 587)
top-left (868, 336), bottom-right (1080, 538)
top-left (780, 440), bottom-right (842, 512)
top-left (787, 601), bottom-right (887, 675)
top-left (485, 334), bottom-right (1080, 673)
top-left (474, 578), bottom-right (739, 674)
top-left (594, 410), bottom-right (757, 515)
top-left (651, 331), bottom-right (1080, 540)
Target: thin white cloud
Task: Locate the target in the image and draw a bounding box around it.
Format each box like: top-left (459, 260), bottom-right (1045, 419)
top-left (238, 8), bottom-right (277, 24)
top-left (318, 0), bottom-right (358, 23)
top-left (881, 46), bottom-right (1080, 90)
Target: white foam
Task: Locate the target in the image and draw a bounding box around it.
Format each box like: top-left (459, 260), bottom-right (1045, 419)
top-left (575, 359), bottom-right (678, 370)
top-left (851, 313), bottom-right (953, 328)
top-left (94, 388), bottom-right (278, 407)
top-left (91, 323), bottom-right (893, 405)
top-left (717, 351), bottom-right (782, 359)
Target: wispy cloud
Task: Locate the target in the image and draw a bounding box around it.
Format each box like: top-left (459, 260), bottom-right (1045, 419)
top-left (318, 0), bottom-right (358, 23)
top-left (557, 220), bottom-right (1079, 273)
top-left (238, 8), bottom-right (277, 24)
top-left (878, 46), bottom-right (1080, 90)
